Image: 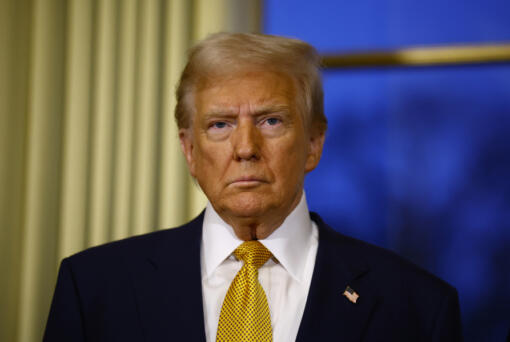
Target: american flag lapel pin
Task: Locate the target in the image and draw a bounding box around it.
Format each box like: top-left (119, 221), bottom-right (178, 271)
top-left (343, 286), bottom-right (359, 304)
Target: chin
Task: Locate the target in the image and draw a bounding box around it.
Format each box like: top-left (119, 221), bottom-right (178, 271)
top-left (221, 192), bottom-right (274, 218)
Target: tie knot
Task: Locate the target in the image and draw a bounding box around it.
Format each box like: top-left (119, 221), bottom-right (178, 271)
top-left (234, 241), bottom-right (272, 269)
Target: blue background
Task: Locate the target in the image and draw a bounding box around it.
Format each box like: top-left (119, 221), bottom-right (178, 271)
top-left (265, 1), bottom-right (510, 341)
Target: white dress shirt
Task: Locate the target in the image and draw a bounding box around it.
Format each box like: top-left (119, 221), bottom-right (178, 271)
top-left (201, 193), bottom-right (318, 342)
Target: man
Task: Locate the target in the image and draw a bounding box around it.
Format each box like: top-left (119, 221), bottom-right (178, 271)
top-left (44, 33), bottom-right (462, 341)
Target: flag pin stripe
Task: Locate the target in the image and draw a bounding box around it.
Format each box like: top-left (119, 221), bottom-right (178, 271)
top-left (343, 286), bottom-right (359, 304)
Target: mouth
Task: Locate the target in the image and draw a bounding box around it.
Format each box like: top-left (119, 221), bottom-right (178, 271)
top-left (228, 177), bottom-right (268, 188)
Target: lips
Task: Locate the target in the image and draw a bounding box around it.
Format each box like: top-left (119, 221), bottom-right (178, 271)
top-left (228, 176), bottom-right (268, 186)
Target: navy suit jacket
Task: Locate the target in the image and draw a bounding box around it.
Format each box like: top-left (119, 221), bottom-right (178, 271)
top-left (44, 212), bottom-right (462, 341)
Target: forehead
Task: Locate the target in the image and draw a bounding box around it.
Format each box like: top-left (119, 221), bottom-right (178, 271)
top-left (194, 71), bottom-right (297, 115)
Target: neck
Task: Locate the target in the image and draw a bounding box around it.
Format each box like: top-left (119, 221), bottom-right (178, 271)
top-left (224, 216), bottom-right (286, 241)
top-left (217, 195), bottom-right (302, 241)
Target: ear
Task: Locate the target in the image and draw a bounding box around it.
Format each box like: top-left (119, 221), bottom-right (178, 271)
top-left (305, 130), bottom-right (326, 173)
top-left (179, 128), bottom-right (196, 177)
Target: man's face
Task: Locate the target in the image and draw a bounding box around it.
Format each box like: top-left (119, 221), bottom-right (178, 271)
top-left (179, 70), bottom-right (324, 224)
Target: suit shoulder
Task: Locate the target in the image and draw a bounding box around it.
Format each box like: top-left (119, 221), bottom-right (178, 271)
top-left (313, 213), bottom-right (456, 295)
top-left (312, 213), bottom-right (462, 339)
top-left (346, 233), bottom-right (454, 293)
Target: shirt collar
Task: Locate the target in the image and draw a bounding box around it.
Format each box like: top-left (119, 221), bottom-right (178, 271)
top-left (201, 192), bottom-right (314, 283)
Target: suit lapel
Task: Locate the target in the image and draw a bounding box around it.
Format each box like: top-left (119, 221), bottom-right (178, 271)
top-left (128, 211), bottom-right (378, 341)
top-left (131, 213), bottom-right (206, 342)
top-left (297, 213), bottom-right (379, 342)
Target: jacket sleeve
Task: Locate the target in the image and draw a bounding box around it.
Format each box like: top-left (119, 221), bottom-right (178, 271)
top-left (43, 258), bottom-right (86, 342)
top-left (431, 286), bottom-right (463, 342)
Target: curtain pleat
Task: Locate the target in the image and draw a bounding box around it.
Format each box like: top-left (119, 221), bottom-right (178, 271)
top-left (0, 0), bottom-right (261, 341)
top-left (112, 0), bottom-right (138, 240)
top-left (89, 0), bottom-right (118, 246)
top-left (0, 1), bottom-right (33, 341)
top-left (17, 0), bottom-right (67, 340)
top-left (131, 0), bottom-right (162, 236)
top-left (158, 0), bottom-right (193, 227)
top-left (58, 0), bottom-right (94, 267)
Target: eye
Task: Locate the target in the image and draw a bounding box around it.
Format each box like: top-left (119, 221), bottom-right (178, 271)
top-left (266, 117), bottom-right (280, 126)
top-left (211, 121), bottom-right (228, 129)
top-left (261, 117), bottom-right (283, 128)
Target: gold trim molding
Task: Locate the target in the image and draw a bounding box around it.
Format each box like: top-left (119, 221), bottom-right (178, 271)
top-left (322, 42), bottom-right (510, 68)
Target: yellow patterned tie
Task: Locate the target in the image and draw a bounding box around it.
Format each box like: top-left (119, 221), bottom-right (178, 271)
top-left (216, 241), bottom-right (273, 342)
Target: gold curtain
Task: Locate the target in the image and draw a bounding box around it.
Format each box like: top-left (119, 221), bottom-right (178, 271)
top-left (0, 0), bottom-right (261, 341)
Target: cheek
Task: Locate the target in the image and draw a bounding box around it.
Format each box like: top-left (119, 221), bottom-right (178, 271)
top-left (270, 143), bottom-right (308, 179)
top-left (194, 143), bottom-right (230, 175)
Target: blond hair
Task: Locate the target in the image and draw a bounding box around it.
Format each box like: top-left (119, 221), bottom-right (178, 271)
top-left (175, 32), bottom-right (327, 134)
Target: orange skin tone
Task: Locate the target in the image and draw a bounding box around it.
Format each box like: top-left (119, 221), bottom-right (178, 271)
top-left (179, 71), bottom-right (325, 241)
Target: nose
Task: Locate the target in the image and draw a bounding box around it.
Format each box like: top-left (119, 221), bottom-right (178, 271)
top-left (232, 120), bottom-right (261, 161)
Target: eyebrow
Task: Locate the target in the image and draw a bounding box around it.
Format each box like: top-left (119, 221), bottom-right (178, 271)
top-left (203, 104), bottom-right (291, 119)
